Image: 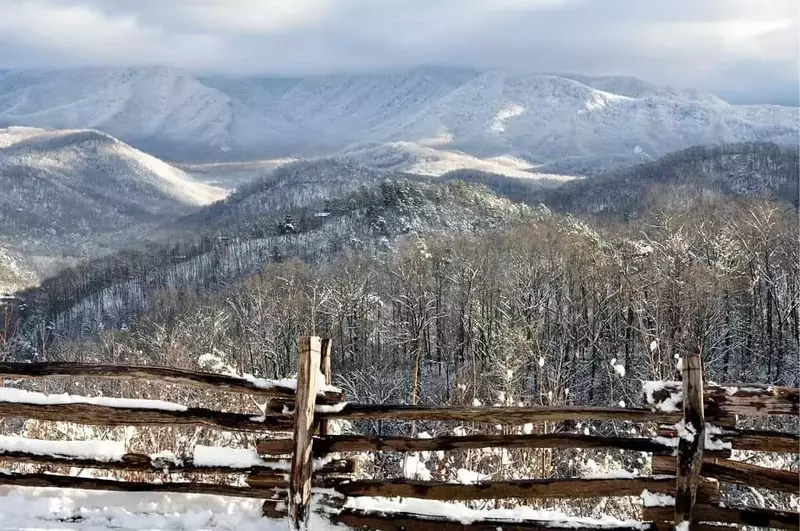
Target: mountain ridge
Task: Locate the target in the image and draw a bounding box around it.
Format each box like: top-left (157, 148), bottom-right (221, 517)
top-left (440, 142), bottom-right (800, 216)
top-left (1, 67), bottom-right (796, 171)
top-left (0, 126), bottom-right (228, 278)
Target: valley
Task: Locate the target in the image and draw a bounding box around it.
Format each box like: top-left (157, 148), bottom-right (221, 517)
top-left (0, 67), bottom-right (796, 530)
top-left (0, 0), bottom-right (798, 526)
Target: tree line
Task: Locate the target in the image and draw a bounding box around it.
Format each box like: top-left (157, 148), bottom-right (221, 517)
top-left (25, 195), bottom-right (798, 416)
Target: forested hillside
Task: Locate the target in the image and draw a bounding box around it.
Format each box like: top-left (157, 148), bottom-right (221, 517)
top-left (0, 127), bottom-right (226, 279)
top-left (0, 127), bottom-right (225, 238)
top-left (538, 142), bottom-right (800, 215)
top-left (7, 195), bottom-right (797, 410)
top-left (9, 161), bottom-right (539, 345)
top-left (1, 140), bottom-right (797, 525)
top-left (3, 147), bottom-right (798, 415)
top-left (444, 143), bottom-right (799, 214)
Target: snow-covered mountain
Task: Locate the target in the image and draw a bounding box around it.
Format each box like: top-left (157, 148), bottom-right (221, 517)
top-left (0, 67), bottom-right (796, 172)
top-left (332, 141), bottom-right (575, 183)
top-left (0, 126), bottom-right (227, 277)
top-left (23, 159), bottom-right (542, 336)
top-left (507, 142), bottom-right (799, 215)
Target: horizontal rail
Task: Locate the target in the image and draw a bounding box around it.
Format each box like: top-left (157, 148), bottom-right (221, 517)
top-left (0, 471), bottom-right (283, 499)
top-left (263, 503), bottom-right (737, 531)
top-left (647, 382), bottom-right (798, 417)
top-left (0, 401), bottom-right (292, 432)
top-left (334, 477), bottom-right (720, 501)
top-left (650, 525), bottom-right (739, 531)
top-left (731, 429), bottom-right (799, 453)
top-left (257, 433), bottom-right (734, 457)
top-left (702, 458), bottom-right (799, 494)
top-left (706, 385), bottom-right (799, 417)
top-left (0, 449), bottom-right (354, 476)
top-left (317, 404), bottom-right (679, 424)
top-left (0, 362), bottom-right (343, 403)
top-left (643, 504), bottom-right (799, 531)
top-left (651, 455), bottom-right (798, 493)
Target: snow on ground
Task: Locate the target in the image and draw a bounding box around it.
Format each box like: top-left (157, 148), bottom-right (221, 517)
top-left (0, 488), bottom-right (654, 531)
top-left (0, 488), bottom-right (344, 531)
top-left (344, 497), bottom-right (649, 529)
top-left (0, 245), bottom-right (36, 293)
top-left (177, 159), bottom-right (295, 189)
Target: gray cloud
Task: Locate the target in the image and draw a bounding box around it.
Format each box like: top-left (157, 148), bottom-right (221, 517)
top-left (0, 0), bottom-right (797, 104)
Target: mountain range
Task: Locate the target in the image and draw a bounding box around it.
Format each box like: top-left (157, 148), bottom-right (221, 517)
top-left (0, 67), bottom-right (797, 173)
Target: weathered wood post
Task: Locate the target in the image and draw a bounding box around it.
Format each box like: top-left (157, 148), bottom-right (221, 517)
top-left (289, 336), bottom-right (320, 529)
top-left (319, 338), bottom-right (333, 437)
top-left (674, 353), bottom-right (705, 529)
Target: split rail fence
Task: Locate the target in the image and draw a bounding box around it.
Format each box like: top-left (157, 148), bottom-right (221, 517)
top-left (0, 336), bottom-right (796, 531)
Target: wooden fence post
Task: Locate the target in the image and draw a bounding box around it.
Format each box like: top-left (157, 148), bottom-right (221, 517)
top-left (319, 339), bottom-right (333, 437)
top-left (289, 336), bottom-right (320, 529)
top-left (675, 353), bottom-right (706, 530)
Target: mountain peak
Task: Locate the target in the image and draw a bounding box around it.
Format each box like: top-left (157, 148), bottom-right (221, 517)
top-left (0, 67), bottom-right (795, 168)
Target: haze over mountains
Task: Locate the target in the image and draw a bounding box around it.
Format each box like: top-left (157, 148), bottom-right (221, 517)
top-left (0, 66), bottom-right (797, 293)
top-left (0, 67), bottom-right (797, 173)
top-left (1, 65), bottom-right (798, 450)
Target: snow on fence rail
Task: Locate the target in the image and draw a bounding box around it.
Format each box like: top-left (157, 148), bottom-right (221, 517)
top-left (0, 339), bottom-right (797, 531)
top-left (0, 361), bottom-right (344, 403)
top-left (256, 347), bottom-right (798, 531)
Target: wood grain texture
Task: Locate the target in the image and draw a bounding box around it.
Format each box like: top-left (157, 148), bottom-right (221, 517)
top-left (675, 353), bottom-right (705, 528)
top-left (644, 504), bottom-right (799, 531)
top-left (317, 404), bottom-right (679, 424)
top-left (0, 471), bottom-right (282, 498)
top-left (334, 476), bottom-right (719, 501)
top-left (289, 336), bottom-right (320, 528)
top-left (0, 401), bottom-right (292, 431)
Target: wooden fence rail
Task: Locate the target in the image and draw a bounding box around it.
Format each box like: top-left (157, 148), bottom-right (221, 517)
top-left (0, 339), bottom-right (797, 531)
top-left (315, 403), bottom-right (682, 424)
top-left (0, 399), bottom-right (293, 431)
top-left (256, 429), bottom-right (792, 456)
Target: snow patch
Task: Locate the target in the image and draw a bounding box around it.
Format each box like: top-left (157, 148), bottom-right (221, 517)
top-left (0, 435), bottom-right (125, 462)
top-left (641, 490), bottom-right (675, 507)
top-left (455, 468), bottom-right (491, 484)
top-left (192, 445), bottom-right (275, 469)
top-left (491, 104), bottom-right (525, 133)
top-left (0, 486), bottom-right (340, 530)
top-left (0, 387), bottom-right (187, 412)
top-left (643, 381), bottom-right (682, 412)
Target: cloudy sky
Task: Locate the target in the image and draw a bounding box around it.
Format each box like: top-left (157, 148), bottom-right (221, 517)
top-left (0, 0), bottom-right (797, 104)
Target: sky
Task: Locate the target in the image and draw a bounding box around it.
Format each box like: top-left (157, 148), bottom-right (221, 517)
top-left (0, 0), bottom-right (797, 104)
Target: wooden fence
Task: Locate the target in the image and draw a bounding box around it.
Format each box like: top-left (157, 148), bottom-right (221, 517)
top-left (0, 337), bottom-right (797, 531)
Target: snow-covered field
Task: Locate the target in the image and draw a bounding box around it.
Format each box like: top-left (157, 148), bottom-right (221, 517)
top-left (0, 487), bottom-right (663, 531)
top-left (0, 488), bottom-right (333, 531)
